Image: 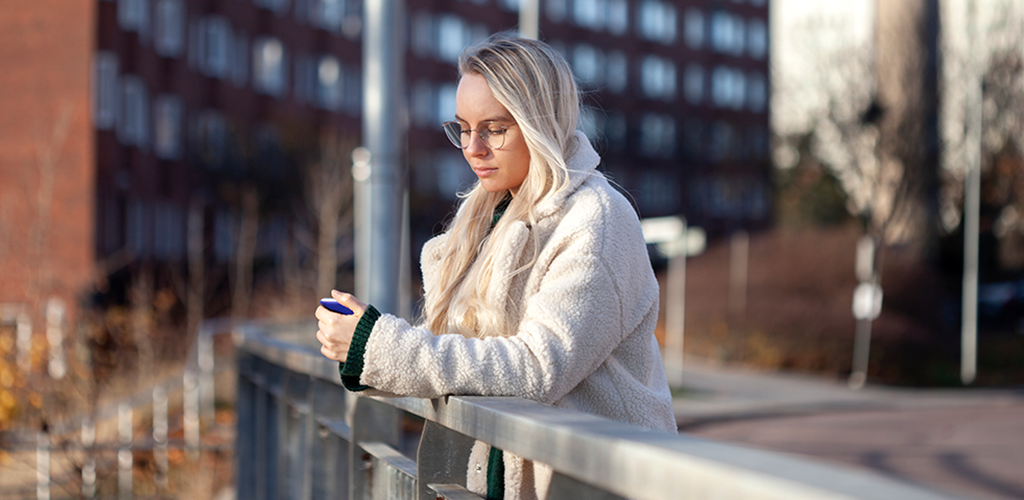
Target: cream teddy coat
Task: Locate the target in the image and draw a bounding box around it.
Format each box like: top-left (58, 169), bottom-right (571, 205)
top-left (354, 132), bottom-right (677, 499)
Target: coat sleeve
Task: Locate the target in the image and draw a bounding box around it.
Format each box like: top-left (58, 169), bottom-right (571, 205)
top-left (357, 222), bottom-right (641, 404)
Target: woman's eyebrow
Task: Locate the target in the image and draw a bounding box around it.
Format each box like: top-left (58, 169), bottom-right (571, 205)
top-left (453, 114), bottom-right (514, 124)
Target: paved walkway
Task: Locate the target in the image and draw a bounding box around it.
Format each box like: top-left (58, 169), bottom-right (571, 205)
top-left (672, 359), bottom-right (1024, 500)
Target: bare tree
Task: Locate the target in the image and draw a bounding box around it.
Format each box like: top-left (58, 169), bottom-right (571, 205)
top-left (301, 131), bottom-right (357, 299)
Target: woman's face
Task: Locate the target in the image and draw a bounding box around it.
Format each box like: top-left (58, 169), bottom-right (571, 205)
top-left (455, 73), bottom-right (531, 195)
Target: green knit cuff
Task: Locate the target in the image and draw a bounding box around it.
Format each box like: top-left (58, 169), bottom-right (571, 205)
top-left (338, 305), bottom-right (381, 392)
top-left (487, 446), bottom-right (504, 500)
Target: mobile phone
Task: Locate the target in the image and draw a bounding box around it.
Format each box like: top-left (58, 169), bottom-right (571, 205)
top-left (320, 298), bottom-right (354, 315)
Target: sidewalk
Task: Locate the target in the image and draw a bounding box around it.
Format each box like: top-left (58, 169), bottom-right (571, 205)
top-left (672, 358), bottom-right (1024, 500)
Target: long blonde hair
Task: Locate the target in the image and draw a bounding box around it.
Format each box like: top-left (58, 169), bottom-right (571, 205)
top-left (425, 33), bottom-right (582, 339)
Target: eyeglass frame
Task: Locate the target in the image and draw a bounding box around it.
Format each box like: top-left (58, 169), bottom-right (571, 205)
top-left (441, 120), bottom-right (518, 150)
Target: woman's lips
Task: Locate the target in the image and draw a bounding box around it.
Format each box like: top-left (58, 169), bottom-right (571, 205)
top-left (473, 166), bottom-right (498, 178)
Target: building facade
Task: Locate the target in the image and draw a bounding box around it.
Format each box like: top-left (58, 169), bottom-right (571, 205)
top-left (0, 0), bottom-right (770, 332)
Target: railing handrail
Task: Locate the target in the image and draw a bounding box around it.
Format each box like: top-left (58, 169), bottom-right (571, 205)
top-left (236, 323), bottom-right (962, 500)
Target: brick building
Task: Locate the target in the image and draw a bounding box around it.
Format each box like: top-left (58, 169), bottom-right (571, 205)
top-left (0, 0), bottom-right (770, 335)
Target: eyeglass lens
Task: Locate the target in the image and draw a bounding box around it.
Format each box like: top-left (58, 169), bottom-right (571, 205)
top-left (443, 121), bottom-right (506, 150)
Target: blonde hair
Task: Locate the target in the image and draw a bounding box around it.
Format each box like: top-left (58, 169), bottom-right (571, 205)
top-left (425, 33), bottom-right (582, 339)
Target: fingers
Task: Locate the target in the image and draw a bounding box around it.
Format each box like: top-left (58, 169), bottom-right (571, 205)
top-left (331, 290), bottom-right (369, 316)
top-left (317, 328), bottom-right (351, 363)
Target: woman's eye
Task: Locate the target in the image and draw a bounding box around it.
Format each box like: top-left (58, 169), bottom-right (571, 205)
top-left (487, 127), bottom-right (505, 135)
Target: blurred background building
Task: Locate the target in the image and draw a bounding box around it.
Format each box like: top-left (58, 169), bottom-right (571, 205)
top-left (1, 0), bottom-right (771, 328)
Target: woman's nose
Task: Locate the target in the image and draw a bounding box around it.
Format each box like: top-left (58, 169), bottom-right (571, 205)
top-left (465, 131), bottom-right (489, 156)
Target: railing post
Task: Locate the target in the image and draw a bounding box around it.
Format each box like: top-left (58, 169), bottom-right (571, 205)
top-left (236, 353), bottom-right (258, 500)
top-left (350, 397), bottom-right (401, 500)
top-left (311, 378), bottom-right (351, 500)
top-left (416, 420), bottom-right (476, 500)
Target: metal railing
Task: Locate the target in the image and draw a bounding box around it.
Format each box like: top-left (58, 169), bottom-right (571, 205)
top-left (234, 323), bottom-right (965, 500)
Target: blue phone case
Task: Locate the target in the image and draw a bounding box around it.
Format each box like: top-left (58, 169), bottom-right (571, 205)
top-left (320, 298), bottom-right (354, 315)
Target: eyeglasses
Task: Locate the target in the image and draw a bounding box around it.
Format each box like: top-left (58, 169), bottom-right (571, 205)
top-left (441, 120), bottom-right (517, 150)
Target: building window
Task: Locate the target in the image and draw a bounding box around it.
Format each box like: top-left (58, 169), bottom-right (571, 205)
top-left (312, 0), bottom-right (345, 31)
top-left (344, 66), bottom-right (362, 115)
top-left (195, 110), bottom-right (227, 167)
top-left (154, 0), bottom-right (185, 57)
top-left (253, 37), bottom-right (288, 97)
top-left (119, 76), bottom-right (149, 148)
top-left (500, 0), bottom-right (519, 11)
top-left (436, 14), bottom-right (469, 64)
top-left (747, 18), bottom-right (767, 60)
top-left (118, 0), bottom-right (150, 35)
top-left (683, 64), bottom-right (704, 104)
top-left (214, 210), bottom-right (234, 262)
top-left (683, 118), bottom-right (704, 158)
top-left (127, 199), bottom-right (151, 257)
top-left (638, 171), bottom-right (678, 213)
top-left (436, 83), bottom-right (457, 124)
top-left (573, 0), bottom-right (605, 31)
top-left (153, 94), bottom-right (183, 160)
top-left (640, 55), bottom-right (676, 101)
top-left (317, 56), bottom-right (344, 111)
top-left (411, 80), bottom-right (435, 127)
top-left (684, 8), bottom-right (704, 49)
top-left (92, 52), bottom-right (119, 130)
top-left (294, 54), bottom-right (316, 104)
top-left (637, 1), bottom-right (676, 45)
top-left (232, 32), bottom-right (249, 87)
top-left (606, 0), bottom-right (628, 36)
top-left (709, 120), bottom-right (735, 162)
top-left (255, 0), bottom-right (290, 15)
top-left (747, 71), bottom-right (766, 112)
top-left (411, 11), bottom-right (434, 58)
top-left (573, 44), bottom-right (603, 87)
top-left (546, 0), bottom-right (568, 23)
top-left (711, 66), bottom-right (745, 109)
top-left (154, 203), bottom-right (184, 259)
top-left (639, 113), bottom-right (675, 158)
top-left (606, 51), bottom-right (627, 94)
top-left (711, 11), bottom-right (745, 56)
top-left (604, 111), bottom-right (627, 152)
top-left (201, 16), bottom-right (232, 79)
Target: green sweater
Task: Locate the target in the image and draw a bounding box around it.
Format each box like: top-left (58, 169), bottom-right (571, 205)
top-left (338, 193), bottom-right (512, 499)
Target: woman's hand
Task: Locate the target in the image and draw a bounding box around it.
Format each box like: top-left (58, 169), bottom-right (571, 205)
top-left (315, 290), bottom-right (369, 363)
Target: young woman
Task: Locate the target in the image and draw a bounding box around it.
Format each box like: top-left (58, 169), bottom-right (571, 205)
top-left (316, 33), bottom-right (676, 500)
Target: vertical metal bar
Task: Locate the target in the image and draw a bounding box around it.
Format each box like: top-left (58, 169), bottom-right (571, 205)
top-left (45, 297), bottom-right (67, 379)
top-left (312, 379), bottom-right (350, 500)
top-left (118, 402), bottom-right (133, 500)
top-left (350, 398), bottom-right (401, 500)
top-left (82, 418), bottom-right (96, 498)
top-left (519, 0), bottom-right (540, 39)
top-left (358, 1), bottom-right (407, 496)
top-left (849, 318), bottom-right (873, 389)
top-left (236, 362), bottom-right (257, 500)
top-left (153, 384), bottom-right (169, 489)
top-left (961, 0), bottom-right (981, 386)
top-left (36, 431), bottom-right (49, 500)
top-left (199, 329), bottom-right (216, 424)
top-left (254, 371), bottom-right (269, 500)
top-left (357, 0), bottom-right (406, 314)
top-left (663, 220), bottom-right (687, 387)
top-left (184, 368), bottom-right (200, 461)
top-left (417, 420), bottom-right (476, 500)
